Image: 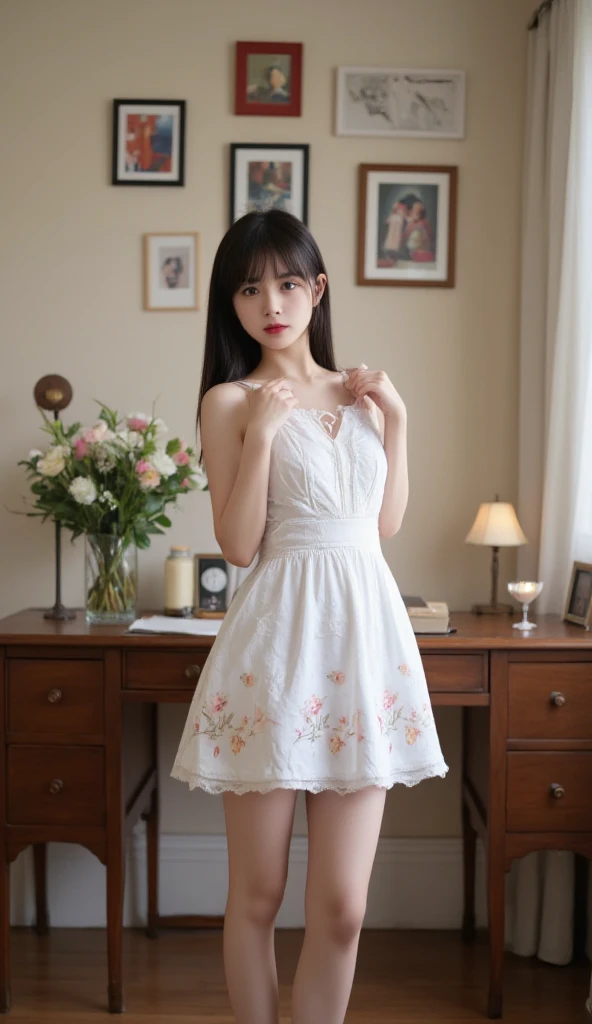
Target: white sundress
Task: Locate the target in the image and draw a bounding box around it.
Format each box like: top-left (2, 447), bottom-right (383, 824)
top-left (171, 370), bottom-right (449, 795)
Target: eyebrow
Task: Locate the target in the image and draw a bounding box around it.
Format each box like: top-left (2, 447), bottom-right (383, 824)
top-left (243, 271), bottom-right (301, 285)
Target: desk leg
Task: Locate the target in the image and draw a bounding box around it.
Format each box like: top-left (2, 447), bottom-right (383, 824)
top-left (487, 652), bottom-right (508, 1019)
top-left (33, 844), bottom-right (49, 936)
top-left (146, 786), bottom-right (159, 939)
top-left (106, 650), bottom-right (124, 1013)
top-left (462, 798), bottom-right (477, 943)
top-left (0, 857), bottom-right (9, 1013)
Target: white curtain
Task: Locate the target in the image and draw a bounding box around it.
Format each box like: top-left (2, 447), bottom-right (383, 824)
top-left (514, 0), bottom-right (592, 1000)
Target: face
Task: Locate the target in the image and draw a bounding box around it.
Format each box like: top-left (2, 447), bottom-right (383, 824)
top-left (233, 259), bottom-right (326, 349)
top-left (269, 68), bottom-right (286, 90)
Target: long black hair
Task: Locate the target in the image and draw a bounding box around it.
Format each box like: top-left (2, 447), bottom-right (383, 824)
top-left (195, 210), bottom-right (337, 465)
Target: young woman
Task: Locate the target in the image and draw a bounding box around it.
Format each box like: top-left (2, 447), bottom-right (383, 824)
top-left (171, 209), bottom-right (448, 1024)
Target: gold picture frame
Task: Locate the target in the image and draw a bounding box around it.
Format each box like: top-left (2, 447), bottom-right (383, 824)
top-left (194, 553), bottom-right (229, 618)
top-left (563, 560), bottom-right (592, 629)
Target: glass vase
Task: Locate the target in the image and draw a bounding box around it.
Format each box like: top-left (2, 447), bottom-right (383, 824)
top-left (85, 534), bottom-right (138, 625)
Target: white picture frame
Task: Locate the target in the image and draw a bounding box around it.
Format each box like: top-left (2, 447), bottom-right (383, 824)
top-left (143, 232), bottom-right (200, 311)
top-left (336, 67), bottom-right (466, 139)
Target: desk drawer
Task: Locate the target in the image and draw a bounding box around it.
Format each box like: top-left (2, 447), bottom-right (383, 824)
top-left (508, 663), bottom-right (592, 740)
top-left (422, 654), bottom-right (485, 692)
top-left (7, 745), bottom-right (105, 826)
top-left (506, 751), bottom-right (592, 832)
top-left (8, 659), bottom-right (104, 738)
top-left (125, 651), bottom-right (209, 690)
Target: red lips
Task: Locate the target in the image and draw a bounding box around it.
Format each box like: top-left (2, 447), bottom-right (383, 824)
top-left (264, 324), bottom-right (288, 334)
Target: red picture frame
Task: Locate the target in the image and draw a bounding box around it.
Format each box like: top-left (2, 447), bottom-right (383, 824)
top-left (235, 41), bottom-right (302, 117)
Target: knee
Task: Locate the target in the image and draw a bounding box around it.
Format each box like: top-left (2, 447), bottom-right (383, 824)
top-left (310, 893), bottom-right (367, 945)
top-left (230, 877), bottom-right (287, 928)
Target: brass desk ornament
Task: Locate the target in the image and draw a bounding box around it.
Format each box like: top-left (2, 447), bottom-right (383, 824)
top-left (34, 375), bottom-right (76, 621)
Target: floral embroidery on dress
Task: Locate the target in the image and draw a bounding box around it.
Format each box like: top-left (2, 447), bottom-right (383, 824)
top-left (294, 694), bottom-right (330, 744)
top-left (377, 687), bottom-right (433, 746)
top-left (329, 710), bottom-right (365, 755)
top-left (327, 669), bottom-right (346, 685)
top-left (240, 672), bottom-right (256, 688)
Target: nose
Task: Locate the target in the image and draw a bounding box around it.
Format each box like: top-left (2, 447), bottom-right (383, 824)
top-left (263, 289), bottom-right (282, 317)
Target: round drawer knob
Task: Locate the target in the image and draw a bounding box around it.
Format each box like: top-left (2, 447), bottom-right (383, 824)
top-left (550, 783), bottom-right (565, 800)
top-left (47, 688), bottom-right (63, 704)
top-left (550, 691), bottom-right (566, 707)
top-left (184, 664), bottom-right (202, 680)
top-left (49, 779), bottom-right (64, 795)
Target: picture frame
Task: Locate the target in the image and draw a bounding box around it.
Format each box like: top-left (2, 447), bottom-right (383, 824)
top-left (112, 99), bottom-right (186, 186)
top-left (230, 143), bottom-right (309, 224)
top-left (357, 164), bottom-right (457, 288)
top-left (336, 67), bottom-right (465, 139)
top-left (194, 554), bottom-right (229, 618)
top-left (143, 232), bottom-right (200, 311)
top-left (235, 41), bottom-right (302, 117)
top-left (563, 561), bottom-right (592, 629)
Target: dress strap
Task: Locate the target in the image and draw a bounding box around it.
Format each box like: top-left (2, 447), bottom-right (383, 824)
top-left (233, 380), bottom-right (257, 390)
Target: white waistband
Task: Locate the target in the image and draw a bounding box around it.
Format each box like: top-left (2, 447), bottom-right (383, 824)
top-left (259, 516), bottom-right (381, 560)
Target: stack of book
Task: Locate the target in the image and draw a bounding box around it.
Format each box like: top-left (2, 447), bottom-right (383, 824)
top-left (402, 596), bottom-right (451, 634)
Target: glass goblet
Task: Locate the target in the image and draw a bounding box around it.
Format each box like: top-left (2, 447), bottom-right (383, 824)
top-left (507, 581), bottom-right (544, 631)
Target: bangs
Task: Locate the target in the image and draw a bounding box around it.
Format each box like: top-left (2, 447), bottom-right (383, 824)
top-left (225, 220), bottom-right (317, 294)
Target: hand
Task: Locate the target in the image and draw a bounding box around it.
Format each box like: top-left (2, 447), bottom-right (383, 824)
top-left (246, 378), bottom-right (299, 438)
top-left (344, 364), bottom-right (406, 420)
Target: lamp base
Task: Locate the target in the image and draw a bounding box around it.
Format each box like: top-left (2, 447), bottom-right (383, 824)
top-left (471, 602), bottom-right (514, 616)
top-left (44, 604), bottom-right (77, 621)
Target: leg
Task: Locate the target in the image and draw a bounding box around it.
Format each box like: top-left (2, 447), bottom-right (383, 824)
top-left (461, 799), bottom-right (477, 943)
top-left (106, 845), bottom-right (125, 1013)
top-left (0, 856), bottom-right (9, 1012)
top-left (33, 844), bottom-right (49, 936)
top-left (222, 788), bottom-right (298, 1024)
top-left (145, 786), bottom-right (159, 939)
top-left (291, 785), bottom-right (387, 1024)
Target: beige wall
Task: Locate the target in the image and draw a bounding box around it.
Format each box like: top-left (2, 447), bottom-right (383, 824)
top-left (0, 0), bottom-right (532, 839)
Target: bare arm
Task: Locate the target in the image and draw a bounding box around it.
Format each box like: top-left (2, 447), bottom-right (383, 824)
top-left (372, 403), bottom-right (409, 539)
top-left (200, 380), bottom-right (296, 567)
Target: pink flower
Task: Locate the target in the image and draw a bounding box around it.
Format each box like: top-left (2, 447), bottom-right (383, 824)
top-left (180, 477), bottom-right (190, 489)
top-left (388, 742), bottom-right (392, 754)
top-left (83, 422), bottom-right (109, 445)
top-left (194, 719), bottom-right (200, 733)
top-left (139, 468), bottom-right (160, 490)
top-left (382, 690), bottom-right (398, 711)
top-left (210, 692), bottom-right (228, 714)
top-left (328, 670), bottom-right (346, 685)
top-left (127, 415), bottom-right (150, 432)
top-left (213, 746), bottom-right (220, 758)
top-left (241, 672), bottom-right (255, 688)
top-left (74, 438), bottom-right (88, 459)
top-left (135, 459), bottom-right (151, 474)
top-left (329, 734), bottom-right (346, 756)
top-left (306, 695), bottom-right (324, 717)
top-left (173, 450), bottom-right (191, 466)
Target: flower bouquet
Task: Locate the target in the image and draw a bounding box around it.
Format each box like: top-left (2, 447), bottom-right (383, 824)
top-left (18, 402), bottom-right (208, 624)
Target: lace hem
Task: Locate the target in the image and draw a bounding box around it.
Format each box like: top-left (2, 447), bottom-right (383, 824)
top-left (170, 760), bottom-right (449, 796)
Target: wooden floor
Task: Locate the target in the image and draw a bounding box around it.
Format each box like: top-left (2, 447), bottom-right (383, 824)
top-left (6, 927), bottom-right (590, 1022)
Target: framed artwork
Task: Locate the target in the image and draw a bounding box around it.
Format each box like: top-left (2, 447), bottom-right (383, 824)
top-left (336, 67), bottom-right (465, 139)
top-left (143, 233), bottom-right (200, 311)
top-left (357, 164), bottom-right (457, 288)
top-left (563, 561), bottom-right (592, 629)
top-left (235, 41), bottom-right (302, 117)
top-left (194, 554), bottom-right (229, 618)
top-left (112, 99), bottom-right (186, 185)
top-left (230, 143), bottom-right (309, 224)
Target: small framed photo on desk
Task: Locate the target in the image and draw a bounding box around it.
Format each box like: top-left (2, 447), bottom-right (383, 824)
top-left (563, 560), bottom-right (592, 629)
top-left (194, 554), bottom-right (229, 618)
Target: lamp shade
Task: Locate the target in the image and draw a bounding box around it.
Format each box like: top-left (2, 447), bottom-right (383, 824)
top-left (465, 502), bottom-right (527, 547)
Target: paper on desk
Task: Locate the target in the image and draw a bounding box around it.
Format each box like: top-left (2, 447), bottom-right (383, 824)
top-left (127, 615), bottom-right (223, 636)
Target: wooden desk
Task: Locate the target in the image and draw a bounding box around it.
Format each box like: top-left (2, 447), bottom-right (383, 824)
top-left (0, 609), bottom-right (591, 1017)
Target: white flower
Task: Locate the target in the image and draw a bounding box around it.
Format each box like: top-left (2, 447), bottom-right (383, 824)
top-left (152, 418), bottom-right (168, 439)
top-left (28, 449), bottom-right (43, 461)
top-left (150, 449), bottom-right (177, 478)
top-left (94, 445), bottom-right (117, 474)
top-left (193, 465), bottom-right (208, 489)
top-left (37, 446), bottom-right (68, 477)
top-left (69, 477), bottom-right (97, 505)
top-left (99, 489), bottom-right (118, 509)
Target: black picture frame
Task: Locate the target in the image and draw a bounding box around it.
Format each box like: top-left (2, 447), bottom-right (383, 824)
top-left (229, 143), bottom-right (309, 225)
top-left (112, 99), bottom-right (186, 186)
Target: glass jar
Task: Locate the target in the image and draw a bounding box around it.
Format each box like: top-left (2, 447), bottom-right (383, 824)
top-left (164, 546), bottom-right (194, 617)
top-left (85, 534), bottom-right (138, 625)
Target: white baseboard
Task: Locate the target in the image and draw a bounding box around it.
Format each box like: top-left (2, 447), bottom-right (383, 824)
top-left (10, 830), bottom-right (488, 930)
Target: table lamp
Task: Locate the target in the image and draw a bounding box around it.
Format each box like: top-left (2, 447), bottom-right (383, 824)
top-left (465, 495), bottom-right (528, 615)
